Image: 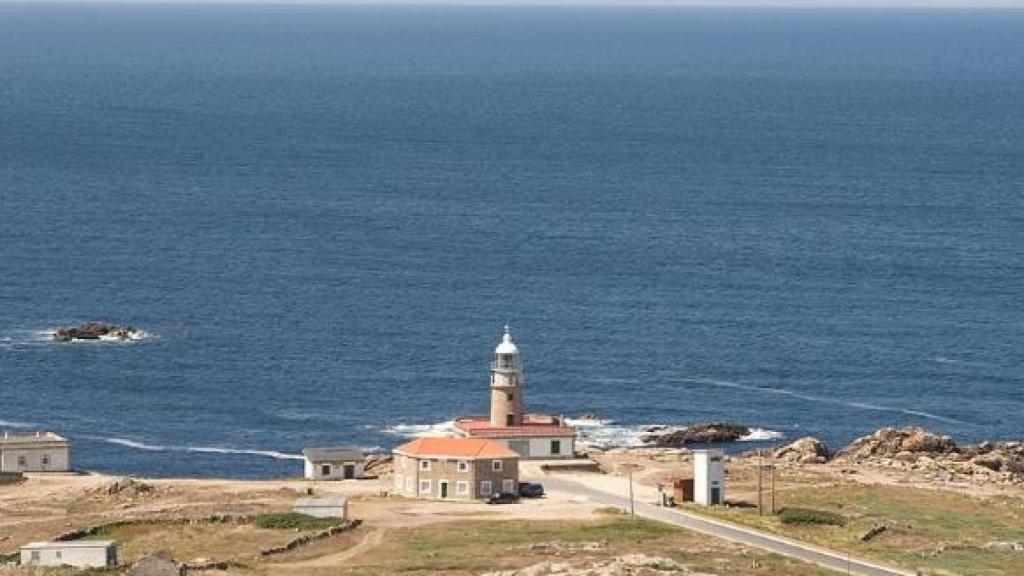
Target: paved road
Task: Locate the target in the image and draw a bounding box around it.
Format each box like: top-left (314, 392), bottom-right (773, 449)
top-left (543, 476), bottom-right (916, 576)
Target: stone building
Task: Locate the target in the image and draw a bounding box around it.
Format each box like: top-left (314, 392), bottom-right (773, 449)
top-left (0, 431), bottom-right (70, 473)
top-left (392, 437), bottom-right (519, 500)
top-left (453, 327), bottom-right (576, 459)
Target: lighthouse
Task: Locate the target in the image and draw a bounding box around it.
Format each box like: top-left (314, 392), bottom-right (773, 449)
top-left (453, 325), bottom-right (576, 459)
top-left (490, 326), bottom-right (524, 428)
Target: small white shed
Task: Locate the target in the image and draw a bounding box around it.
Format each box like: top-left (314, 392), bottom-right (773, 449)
top-left (693, 449), bottom-right (725, 506)
top-left (292, 494), bottom-right (348, 519)
top-left (21, 540), bottom-right (118, 568)
top-left (302, 446), bottom-right (366, 480)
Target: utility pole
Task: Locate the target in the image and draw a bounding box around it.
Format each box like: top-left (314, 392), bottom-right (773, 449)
top-left (756, 450), bottom-right (763, 516)
top-left (770, 461), bottom-right (776, 515)
top-left (627, 463), bottom-right (635, 516)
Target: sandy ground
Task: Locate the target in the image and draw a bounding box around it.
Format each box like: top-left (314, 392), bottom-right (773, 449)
top-left (0, 469), bottom-right (602, 555)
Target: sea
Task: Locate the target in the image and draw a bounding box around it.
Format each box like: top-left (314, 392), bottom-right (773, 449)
top-left (1, 4), bottom-right (1022, 478)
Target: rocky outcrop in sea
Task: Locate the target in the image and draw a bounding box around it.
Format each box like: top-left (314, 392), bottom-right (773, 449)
top-left (54, 322), bottom-right (139, 342)
top-left (640, 422), bottom-right (751, 447)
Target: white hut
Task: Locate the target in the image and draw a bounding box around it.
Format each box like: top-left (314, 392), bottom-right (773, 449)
top-left (0, 431), bottom-right (70, 473)
top-left (302, 446), bottom-right (366, 480)
top-left (21, 541), bottom-right (118, 568)
top-left (693, 449), bottom-right (725, 506)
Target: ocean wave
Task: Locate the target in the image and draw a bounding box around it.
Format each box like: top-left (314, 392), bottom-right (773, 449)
top-left (0, 419), bottom-right (36, 429)
top-left (740, 428), bottom-right (786, 442)
top-left (679, 378), bottom-right (967, 425)
top-left (383, 420), bottom-right (457, 438)
top-left (99, 437), bottom-right (302, 460)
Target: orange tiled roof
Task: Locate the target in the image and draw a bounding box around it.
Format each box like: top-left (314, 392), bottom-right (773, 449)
top-left (393, 437), bottom-right (518, 459)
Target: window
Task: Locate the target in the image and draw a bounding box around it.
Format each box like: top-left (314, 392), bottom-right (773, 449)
top-left (506, 414), bottom-right (515, 426)
top-left (420, 460), bottom-right (431, 471)
top-left (480, 480), bottom-right (492, 495)
top-left (550, 440), bottom-right (562, 455)
top-left (30, 551), bottom-right (40, 562)
top-left (506, 392), bottom-right (514, 402)
top-left (321, 464), bottom-right (331, 476)
top-left (55, 551), bottom-right (62, 560)
top-left (17, 456), bottom-right (26, 468)
top-left (456, 460), bottom-right (470, 472)
top-left (456, 481), bottom-right (469, 495)
top-left (503, 479), bottom-right (515, 494)
top-left (42, 454), bottom-right (50, 466)
top-left (419, 480), bottom-right (431, 494)
top-left (492, 460), bottom-right (503, 472)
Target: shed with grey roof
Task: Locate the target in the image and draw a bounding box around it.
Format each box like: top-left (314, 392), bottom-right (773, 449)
top-left (292, 494), bottom-right (348, 519)
top-left (21, 540), bottom-right (118, 568)
top-left (302, 446), bottom-right (366, 480)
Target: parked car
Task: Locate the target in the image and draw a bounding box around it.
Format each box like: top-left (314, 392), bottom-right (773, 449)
top-left (518, 482), bottom-right (545, 498)
top-left (487, 492), bottom-right (520, 505)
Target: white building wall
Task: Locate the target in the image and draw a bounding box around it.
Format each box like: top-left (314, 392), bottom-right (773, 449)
top-left (0, 446), bottom-right (70, 473)
top-left (693, 450), bottom-right (725, 506)
top-left (488, 437), bottom-right (574, 459)
top-left (303, 459), bottom-right (366, 480)
top-left (21, 545), bottom-right (116, 567)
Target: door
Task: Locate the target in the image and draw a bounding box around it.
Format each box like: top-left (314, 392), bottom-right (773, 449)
top-left (343, 464), bottom-right (355, 479)
top-left (710, 487), bottom-right (721, 505)
top-left (440, 481), bottom-right (449, 499)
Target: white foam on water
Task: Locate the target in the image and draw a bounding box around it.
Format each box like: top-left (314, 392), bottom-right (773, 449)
top-left (383, 420), bottom-right (458, 438)
top-left (100, 437), bottom-right (302, 461)
top-left (740, 428), bottom-right (786, 442)
top-left (0, 419), bottom-right (36, 429)
top-left (104, 438), bottom-right (166, 451)
top-left (680, 378), bottom-right (967, 425)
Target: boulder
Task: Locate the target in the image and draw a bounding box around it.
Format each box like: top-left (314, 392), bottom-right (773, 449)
top-left (773, 437), bottom-right (830, 464)
top-left (642, 422), bottom-right (750, 447)
top-left (836, 427), bottom-right (958, 461)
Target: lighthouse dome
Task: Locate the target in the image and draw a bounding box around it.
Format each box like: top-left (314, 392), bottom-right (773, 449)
top-left (495, 326), bottom-right (519, 355)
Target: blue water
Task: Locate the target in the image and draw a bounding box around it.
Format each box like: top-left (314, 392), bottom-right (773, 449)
top-left (1, 5), bottom-right (1022, 478)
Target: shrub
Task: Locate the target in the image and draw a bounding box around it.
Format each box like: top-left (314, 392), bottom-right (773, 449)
top-left (254, 512), bottom-right (347, 531)
top-left (778, 507), bottom-right (846, 526)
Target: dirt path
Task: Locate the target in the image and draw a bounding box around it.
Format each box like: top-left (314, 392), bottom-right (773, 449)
top-left (267, 527), bottom-right (387, 570)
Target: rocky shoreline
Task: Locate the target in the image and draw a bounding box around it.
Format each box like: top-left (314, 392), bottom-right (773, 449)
top-left (584, 422), bottom-right (1024, 489)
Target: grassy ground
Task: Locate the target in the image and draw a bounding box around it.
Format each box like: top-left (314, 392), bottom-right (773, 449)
top-left (689, 475), bottom-right (1024, 576)
top-left (303, 516), bottom-right (837, 576)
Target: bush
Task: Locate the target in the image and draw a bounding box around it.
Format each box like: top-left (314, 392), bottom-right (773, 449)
top-left (778, 507), bottom-right (846, 526)
top-left (254, 512), bottom-right (347, 531)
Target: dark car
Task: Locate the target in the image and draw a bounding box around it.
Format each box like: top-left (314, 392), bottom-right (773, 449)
top-left (487, 492), bottom-right (520, 505)
top-left (518, 482), bottom-right (545, 498)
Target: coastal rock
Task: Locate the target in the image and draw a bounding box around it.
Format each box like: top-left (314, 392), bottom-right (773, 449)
top-left (641, 422), bottom-right (750, 447)
top-left (773, 437), bottom-right (830, 464)
top-left (94, 477), bottom-right (155, 498)
top-left (836, 427), bottom-right (958, 461)
top-left (54, 322), bottom-right (138, 342)
top-left (128, 551), bottom-right (184, 576)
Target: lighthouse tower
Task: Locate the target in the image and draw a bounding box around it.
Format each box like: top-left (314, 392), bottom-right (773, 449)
top-left (490, 326), bottom-right (524, 428)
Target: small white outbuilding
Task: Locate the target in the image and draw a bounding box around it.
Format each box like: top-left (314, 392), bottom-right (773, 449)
top-left (0, 431), bottom-right (70, 473)
top-left (302, 446), bottom-right (366, 480)
top-left (292, 494), bottom-right (348, 519)
top-left (20, 540), bottom-right (118, 568)
top-left (693, 449), bottom-right (725, 506)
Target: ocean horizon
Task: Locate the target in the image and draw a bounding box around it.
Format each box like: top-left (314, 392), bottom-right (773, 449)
top-left (1, 4), bottom-right (1022, 478)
